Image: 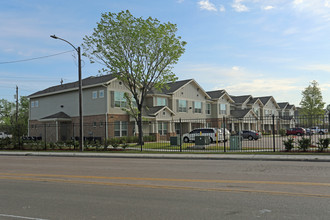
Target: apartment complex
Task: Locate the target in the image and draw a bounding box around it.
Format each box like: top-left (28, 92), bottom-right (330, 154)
top-left (28, 74), bottom-right (296, 142)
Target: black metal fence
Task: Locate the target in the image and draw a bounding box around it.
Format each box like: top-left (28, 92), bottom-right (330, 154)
top-left (1, 114), bottom-right (330, 152)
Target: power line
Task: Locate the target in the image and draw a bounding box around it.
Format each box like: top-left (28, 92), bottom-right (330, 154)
top-left (0, 50), bottom-right (75, 64)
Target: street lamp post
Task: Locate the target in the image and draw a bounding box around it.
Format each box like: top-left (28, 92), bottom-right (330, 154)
top-left (50, 35), bottom-right (84, 151)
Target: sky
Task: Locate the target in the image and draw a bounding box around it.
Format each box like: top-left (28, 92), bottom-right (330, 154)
top-left (1, 0), bottom-right (330, 107)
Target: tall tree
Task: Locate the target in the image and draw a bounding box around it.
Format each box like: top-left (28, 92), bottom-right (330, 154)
top-left (0, 99), bottom-right (14, 125)
top-left (0, 97), bottom-right (29, 136)
top-left (299, 80), bottom-right (325, 126)
top-left (83, 10), bottom-right (186, 144)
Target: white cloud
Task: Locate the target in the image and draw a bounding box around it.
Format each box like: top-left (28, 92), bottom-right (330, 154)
top-left (293, 0), bottom-right (304, 5)
top-left (300, 64), bottom-right (330, 72)
top-left (263, 5), bottom-right (274, 10)
top-left (198, 0), bottom-right (217, 11)
top-left (219, 5), bottom-right (226, 12)
top-left (232, 66), bottom-right (240, 71)
top-left (177, 0), bottom-right (184, 3)
top-left (232, 0), bottom-right (249, 12)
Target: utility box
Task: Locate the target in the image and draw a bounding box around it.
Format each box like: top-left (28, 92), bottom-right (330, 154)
top-left (230, 135), bottom-right (242, 150)
top-left (195, 136), bottom-right (210, 146)
top-left (170, 136), bottom-right (180, 146)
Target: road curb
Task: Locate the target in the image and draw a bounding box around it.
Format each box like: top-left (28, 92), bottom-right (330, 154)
top-left (1, 152), bottom-right (330, 162)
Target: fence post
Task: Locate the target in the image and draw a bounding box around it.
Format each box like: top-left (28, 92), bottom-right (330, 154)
top-left (223, 116), bottom-right (226, 153)
top-left (44, 124), bottom-right (47, 150)
top-left (179, 118), bottom-right (182, 152)
top-left (328, 113), bottom-right (330, 131)
top-left (272, 114), bottom-right (276, 152)
top-left (104, 122), bottom-right (107, 150)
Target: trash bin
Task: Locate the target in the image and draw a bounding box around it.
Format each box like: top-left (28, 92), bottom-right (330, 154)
top-left (170, 136), bottom-right (180, 146)
top-left (230, 135), bottom-right (242, 150)
top-left (195, 136), bottom-right (210, 145)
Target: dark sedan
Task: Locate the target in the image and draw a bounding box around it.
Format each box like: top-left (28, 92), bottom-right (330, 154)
top-left (239, 130), bottom-right (262, 140)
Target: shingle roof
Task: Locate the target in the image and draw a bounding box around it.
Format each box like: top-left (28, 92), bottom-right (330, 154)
top-left (142, 106), bottom-right (175, 117)
top-left (230, 109), bottom-right (252, 118)
top-left (41, 111), bottom-right (71, 120)
top-left (29, 74), bottom-right (116, 98)
top-left (206, 90), bottom-right (225, 99)
top-left (230, 95), bottom-right (251, 104)
top-left (256, 96), bottom-right (272, 105)
top-left (148, 79), bottom-right (192, 95)
top-left (247, 97), bottom-right (260, 105)
top-left (278, 102), bottom-right (289, 109)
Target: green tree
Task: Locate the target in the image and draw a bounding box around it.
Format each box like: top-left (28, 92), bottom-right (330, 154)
top-left (299, 80), bottom-right (325, 126)
top-left (83, 10), bottom-right (186, 144)
top-left (0, 97), bottom-right (29, 138)
top-left (0, 98), bottom-right (15, 125)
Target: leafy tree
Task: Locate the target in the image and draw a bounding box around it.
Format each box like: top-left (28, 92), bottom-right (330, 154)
top-left (83, 10), bottom-right (186, 144)
top-left (0, 97), bottom-right (29, 138)
top-left (299, 80), bottom-right (325, 126)
top-left (0, 99), bottom-right (15, 125)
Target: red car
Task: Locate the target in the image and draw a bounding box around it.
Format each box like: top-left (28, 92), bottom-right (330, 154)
top-left (286, 127), bottom-right (306, 136)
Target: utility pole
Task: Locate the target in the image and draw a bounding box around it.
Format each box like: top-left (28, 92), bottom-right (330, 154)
top-left (16, 86), bottom-right (20, 149)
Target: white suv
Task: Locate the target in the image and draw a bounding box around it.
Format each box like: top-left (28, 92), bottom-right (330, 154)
top-left (182, 128), bottom-right (230, 143)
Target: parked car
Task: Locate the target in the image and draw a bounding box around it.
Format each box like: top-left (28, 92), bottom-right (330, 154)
top-left (182, 128), bottom-right (230, 143)
top-left (305, 128), bottom-right (315, 136)
top-left (286, 127), bottom-right (306, 136)
top-left (309, 127), bottom-right (328, 135)
top-left (239, 130), bottom-right (262, 140)
top-left (0, 132), bottom-right (12, 139)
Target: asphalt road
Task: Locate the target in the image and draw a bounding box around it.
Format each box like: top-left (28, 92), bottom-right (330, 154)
top-left (0, 156), bottom-right (330, 219)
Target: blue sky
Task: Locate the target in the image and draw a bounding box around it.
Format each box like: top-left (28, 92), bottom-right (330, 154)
top-left (1, 0), bottom-right (330, 107)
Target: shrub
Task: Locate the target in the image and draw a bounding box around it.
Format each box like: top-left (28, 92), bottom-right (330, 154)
top-left (279, 129), bottom-right (286, 136)
top-left (109, 138), bottom-right (120, 148)
top-left (297, 138), bottom-right (311, 152)
top-left (316, 138), bottom-right (330, 152)
top-left (283, 138), bottom-right (295, 151)
top-left (127, 136), bottom-right (139, 143)
top-left (144, 135), bottom-right (156, 142)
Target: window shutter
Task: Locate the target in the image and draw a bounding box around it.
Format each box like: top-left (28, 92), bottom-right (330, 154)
top-left (111, 91), bottom-right (114, 108)
top-left (186, 101), bottom-right (188, 113)
top-left (176, 100), bottom-right (179, 112)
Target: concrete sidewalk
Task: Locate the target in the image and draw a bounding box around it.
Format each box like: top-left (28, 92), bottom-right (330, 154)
top-left (1, 151), bottom-right (330, 162)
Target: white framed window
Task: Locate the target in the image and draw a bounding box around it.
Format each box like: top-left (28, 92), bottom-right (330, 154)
top-left (92, 91), bottom-right (97, 99)
top-left (114, 121), bottom-right (128, 137)
top-left (99, 90), bottom-right (104, 98)
top-left (194, 101), bottom-right (202, 113)
top-left (178, 100), bottom-right (187, 112)
top-left (156, 97), bottom-right (167, 106)
top-left (114, 91), bottom-right (127, 107)
top-left (219, 104), bottom-right (226, 115)
top-left (206, 103), bottom-right (211, 114)
top-left (158, 122), bottom-right (168, 135)
top-left (35, 100), bottom-right (39, 107)
top-left (31, 101), bottom-right (35, 108)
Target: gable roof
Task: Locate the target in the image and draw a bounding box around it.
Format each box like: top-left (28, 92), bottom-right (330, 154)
top-left (39, 111), bottom-right (71, 121)
top-left (207, 90), bottom-right (235, 103)
top-left (255, 96), bottom-right (280, 109)
top-left (230, 109), bottom-right (257, 118)
top-left (207, 90), bottom-right (225, 99)
top-left (149, 79), bottom-right (211, 99)
top-left (230, 95), bottom-right (252, 104)
top-left (278, 102), bottom-right (289, 109)
top-left (29, 74), bottom-right (116, 98)
top-left (142, 106), bottom-right (175, 117)
top-left (247, 97), bottom-right (263, 106)
top-left (149, 79), bottom-right (192, 95)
